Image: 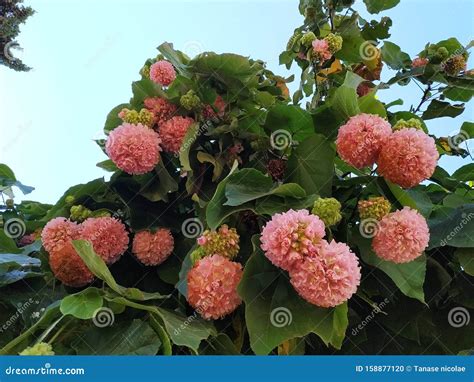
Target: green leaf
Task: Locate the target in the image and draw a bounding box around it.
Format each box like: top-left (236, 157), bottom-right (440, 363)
top-left (0, 231), bottom-right (21, 254)
top-left (358, 93), bottom-right (387, 117)
top-left (105, 296), bottom-right (215, 353)
top-left (385, 181), bottom-right (433, 217)
top-left (72, 319), bottom-right (161, 355)
top-left (330, 72), bottom-right (363, 120)
top-left (96, 159), bottom-right (118, 172)
top-left (452, 163), bottom-right (474, 182)
top-left (422, 100), bottom-right (465, 120)
top-left (238, 248), bottom-right (348, 354)
top-left (255, 194), bottom-right (318, 216)
top-left (456, 248), bottom-right (474, 276)
top-left (149, 314), bottom-right (172, 355)
top-left (60, 287), bottom-right (103, 319)
top-left (157, 42), bottom-right (190, 75)
top-left (197, 152), bottom-right (224, 182)
top-left (352, 230), bottom-right (426, 303)
top-left (428, 205), bottom-right (474, 248)
top-left (179, 123), bottom-right (201, 172)
top-left (380, 41), bottom-right (411, 70)
top-left (199, 334), bottom-right (240, 355)
top-left (138, 161), bottom-right (179, 202)
top-left (206, 161), bottom-right (253, 229)
top-left (131, 79), bottom-right (167, 108)
top-left (285, 134), bottom-right (335, 197)
top-left (72, 240), bottom-right (167, 301)
top-left (224, 169), bottom-right (307, 207)
top-left (264, 104), bottom-right (314, 142)
top-left (0, 164), bottom-right (16, 180)
top-left (361, 17), bottom-right (392, 41)
top-left (363, 0), bottom-right (400, 13)
top-left (104, 103), bottom-right (129, 133)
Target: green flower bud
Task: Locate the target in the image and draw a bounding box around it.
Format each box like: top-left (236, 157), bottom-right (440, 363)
top-left (286, 31), bottom-right (302, 51)
top-left (393, 118), bottom-right (424, 132)
top-left (190, 247), bottom-right (206, 265)
top-left (6, 199), bottom-right (14, 209)
top-left (70, 205), bottom-right (92, 223)
top-left (65, 195), bottom-right (75, 206)
top-left (300, 32), bottom-right (316, 47)
top-left (311, 197), bottom-right (342, 227)
top-left (358, 196), bottom-right (391, 221)
top-left (140, 65), bottom-right (150, 78)
top-left (180, 90), bottom-right (201, 111)
top-left (119, 108), bottom-right (154, 127)
top-left (324, 33), bottom-right (343, 54)
top-left (197, 224), bottom-right (240, 259)
top-left (91, 209), bottom-right (112, 218)
top-left (20, 342), bottom-right (55, 356)
top-left (436, 47), bottom-right (449, 60)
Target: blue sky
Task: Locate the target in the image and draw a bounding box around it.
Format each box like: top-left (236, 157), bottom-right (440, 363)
top-left (1, 0), bottom-right (473, 204)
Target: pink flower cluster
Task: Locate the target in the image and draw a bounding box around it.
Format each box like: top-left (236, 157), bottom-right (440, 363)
top-left (132, 229), bottom-right (174, 266)
top-left (187, 254), bottom-right (243, 320)
top-left (261, 209), bottom-right (361, 307)
top-left (150, 60), bottom-right (176, 86)
top-left (159, 116), bottom-right (195, 153)
top-left (312, 39), bottom-right (332, 61)
top-left (412, 57), bottom-right (429, 68)
top-left (336, 113), bottom-right (392, 169)
top-left (202, 95), bottom-right (226, 119)
top-left (42, 216), bottom-right (130, 286)
top-left (106, 123), bottom-right (162, 175)
top-left (336, 113), bottom-right (438, 188)
top-left (144, 97), bottom-right (177, 126)
top-left (372, 207), bottom-right (429, 263)
top-left (377, 128), bottom-right (439, 188)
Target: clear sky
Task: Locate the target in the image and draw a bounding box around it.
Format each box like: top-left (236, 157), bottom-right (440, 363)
top-left (1, 0), bottom-right (473, 204)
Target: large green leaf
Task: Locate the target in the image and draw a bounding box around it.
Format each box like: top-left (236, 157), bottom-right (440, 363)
top-left (380, 41), bottom-right (411, 70)
top-left (206, 161), bottom-right (254, 229)
top-left (238, 249), bottom-right (348, 354)
top-left (223, 169), bottom-right (306, 207)
top-left (452, 163), bottom-right (474, 182)
top-left (60, 287), bottom-right (104, 320)
top-left (456, 248), bottom-right (474, 276)
top-left (72, 240), bottom-right (167, 301)
top-left (285, 134), bottom-right (335, 197)
top-left (330, 72), bottom-right (363, 120)
top-left (264, 104), bottom-right (314, 142)
top-left (422, 100), bottom-right (465, 120)
top-left (385, 181), bottom-right (433, 217)
top-left (428, 204), bottom-right (474, 248)
top-left (105, 296), bottom-right (215, 353)
top-left (72, 319), bottom-right (161, 355)
top-left (138, 160), bottom-right (178, 202)
top-left (352, 231), bottom-right (426, 303)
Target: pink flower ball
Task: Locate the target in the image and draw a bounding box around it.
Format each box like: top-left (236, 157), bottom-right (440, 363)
top-left (377, 128), bottom-right (439, 188)
top-left (187, 255), bottom-right (243, 320)
top-left (144, 97), bottom-right (177, 126)
top-left (50, 245), bottom-right (95, 287)
top-left (132, 229), bottom-right (174, 266)
top-left (41, 217), bottom-right (81, 254)
top-left (336, 113), bottom-right (392, 169)
top-left (312, 39), bottom-right (332, 61)
top-left (412, 57), bottom-right (429, 68)
top-left (149, 60), bottom-right (176, 86)
top-left (261, 209), bottom-right (326, 271)
top-left (289, 240), bottom-right (361, 307)
top-left (80, 217), bottom-right (129, 264)
top-left (159, 116), bottom-right (195, 153)
top-left (372, 207), bottom-right (429, 263)
top-left (106, 123), bottom-right (161, 175)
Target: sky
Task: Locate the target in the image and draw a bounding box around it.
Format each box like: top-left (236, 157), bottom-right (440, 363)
top-left (1, 0), bottom-right (473, 204)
